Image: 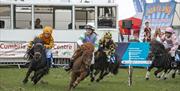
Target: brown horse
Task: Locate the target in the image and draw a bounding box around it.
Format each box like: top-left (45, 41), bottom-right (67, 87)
top-left (69, 42), bottom-right (94, 90)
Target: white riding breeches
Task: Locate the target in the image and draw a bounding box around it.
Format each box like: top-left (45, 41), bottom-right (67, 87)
top-left (46, 49), bottom-right (52, 59)
top-left (91, 52), bottom-right (95, 64)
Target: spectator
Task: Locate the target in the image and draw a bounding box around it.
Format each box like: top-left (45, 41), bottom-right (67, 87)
top-left (35, 18), bottom-right (43, 29)
top-left (153, 28), bottom-right (161, 42)
top-left (143, 21), bottom-right (151, 42)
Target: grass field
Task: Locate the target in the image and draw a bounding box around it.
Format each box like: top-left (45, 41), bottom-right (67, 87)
top-left (0, 67), bottom-right (180, 91)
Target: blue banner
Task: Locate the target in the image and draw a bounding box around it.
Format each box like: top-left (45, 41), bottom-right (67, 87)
top-left (116, 42), bottom-right (151, 67)
top-left (139, 1), bottom-right (176, 41)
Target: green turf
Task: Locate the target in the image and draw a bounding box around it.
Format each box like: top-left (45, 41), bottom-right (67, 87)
top-left (0, 68), bottom-right (180, 91)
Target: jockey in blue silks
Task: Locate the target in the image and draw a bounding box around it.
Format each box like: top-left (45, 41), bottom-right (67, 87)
top-left (65, 23), bottom-right (98, 71)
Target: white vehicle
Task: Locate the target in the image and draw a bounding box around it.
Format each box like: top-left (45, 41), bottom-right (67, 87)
top-left (0, 0), bottom-right (119, 42)
top-left (0, 0), bottom-right (118, 66)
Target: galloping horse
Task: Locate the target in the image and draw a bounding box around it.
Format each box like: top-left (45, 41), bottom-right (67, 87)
top-left (69, 42), bottom-right (94, 90)
top-left (145, 40), bottom-right (176, 80)
top-left (23, 37), bottom-right (50, 84)
top-left (90, 49), bottom-right (120, 82)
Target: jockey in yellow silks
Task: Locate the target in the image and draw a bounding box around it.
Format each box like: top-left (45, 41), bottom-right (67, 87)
top-left (28, 26), bottom-right (54, 67)
top-left (98, 32), bottom-right (116, 63)
top-left (65, 23), bottom-right (98, 71)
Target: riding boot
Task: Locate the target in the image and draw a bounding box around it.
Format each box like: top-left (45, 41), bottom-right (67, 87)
top-left (65, 61), bottom-right (74, 71)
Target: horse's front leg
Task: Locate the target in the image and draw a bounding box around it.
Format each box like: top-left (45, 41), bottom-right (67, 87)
top-left (73, 71), bottom-right (88, 88)
top-left (100, 70), bottom-right (109, 81)
top-left (145, 64), bottom-right (154, 80)
top-left (91, 69), bottom-right (100, 82)
top-left (96, 70), bottom-right (105, 82)
top-left (23, 68), bottom-right (33, 84)
top-left (171, 61), bottom-right (180, 78)
top-left (98, 66), bottom-right (110, 82)
top-left (154, 68), bottom-right (163, 78)
top-left (69, 72), bottom-right (77, 91)
top-left (172, 69), bottom-right (177, 78)
top-left (33, 67), bottom-right (49, 84)
top-left (90, 65), bottom-right (94, 82)
top-left (162, 69), bottom-right (169, 80)
top-left (163, 68), bottom-right (177, 79)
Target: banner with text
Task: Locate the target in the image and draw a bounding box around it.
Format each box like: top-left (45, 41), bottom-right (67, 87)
top-left (0, 42), bottom-right (76, 58)
top-left (116, 42), bottom-right (151, 67)
top-left (139, 1), bottom-right (176, 41)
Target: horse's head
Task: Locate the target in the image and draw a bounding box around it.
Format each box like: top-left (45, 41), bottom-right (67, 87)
top-left (81, 50), bottom-right (93, 69)
top-left (32, 37), bottom-right (45, 61)
top-left (94, 50), bottom-right (107, 62)
top-left (80, 42), bottom-right (94, 52)
top-left (149, 40), bottom-right (165, 57)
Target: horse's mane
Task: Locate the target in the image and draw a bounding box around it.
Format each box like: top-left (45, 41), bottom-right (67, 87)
top-left (72, 42), bottom-right (94, 62)
top-left (150, 40), bottom-right (172, 67)
top-left (80, 42), bottom-right (94, 52)
top-left (150, 40), bottom-right (165, 52)
top-left (33, 37), bottom-right (44, 44)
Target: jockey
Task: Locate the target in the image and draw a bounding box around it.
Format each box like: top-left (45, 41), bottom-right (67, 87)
top-left (161, 27), bottom-right (179, 58)
top-left (28, 26), bottom-right (54, 67)
top-left (65, 23), bottom-right (98, 71)
top-left (98, 32), bottom-right (116, 63)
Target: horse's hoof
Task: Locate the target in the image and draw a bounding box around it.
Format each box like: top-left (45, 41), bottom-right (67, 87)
top-left (91, 78), bottom-right (94, 82)
top-left (73, 82), bottom-right (78, 88)
top-left (96, 79), bottom-right (100, 82)
top-left (156, 76), bottom-right (160, 78)
top-left (22, 79), bottom-right (28, 84)
top-left (163, 77), bottom-right (167, 80)
top-left (145, 78), bottom-right (149, 80)
top-left (33, 80), bottom-right (38, 85)
top-left (69, 85), bottom-right (73, 91)
top-left (31, 77), bottom-right (35, 81)
top-left (172, 75), bottom-right (175, 78)
top-left (72, 84), bottom-right (76, 89)
top-left (154, 73), bottom-right (157, 77)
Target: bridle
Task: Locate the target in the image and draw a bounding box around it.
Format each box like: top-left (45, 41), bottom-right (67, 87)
top-left (24, 43), bottom-right (44, 61)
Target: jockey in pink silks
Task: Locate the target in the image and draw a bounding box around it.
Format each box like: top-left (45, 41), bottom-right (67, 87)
top-left (161, 27), bottom-right (179, 58)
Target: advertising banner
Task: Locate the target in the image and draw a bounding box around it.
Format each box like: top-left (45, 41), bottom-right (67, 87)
top-left (0, 42), bottom-right (76, 58)
top-left (139, 1), bottom-right (176, 41)
top-left (116, 42), bottom-right (151, 67)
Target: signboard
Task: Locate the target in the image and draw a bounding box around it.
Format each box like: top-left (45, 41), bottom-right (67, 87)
top-left (116, 42), bottom-right (151, 67)
top-left (53, 43), bottom-right (76, 58)
top-left (139, 1), bottom-right (176, 41)
top-left (0, 42), bottom-right (76, 58)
